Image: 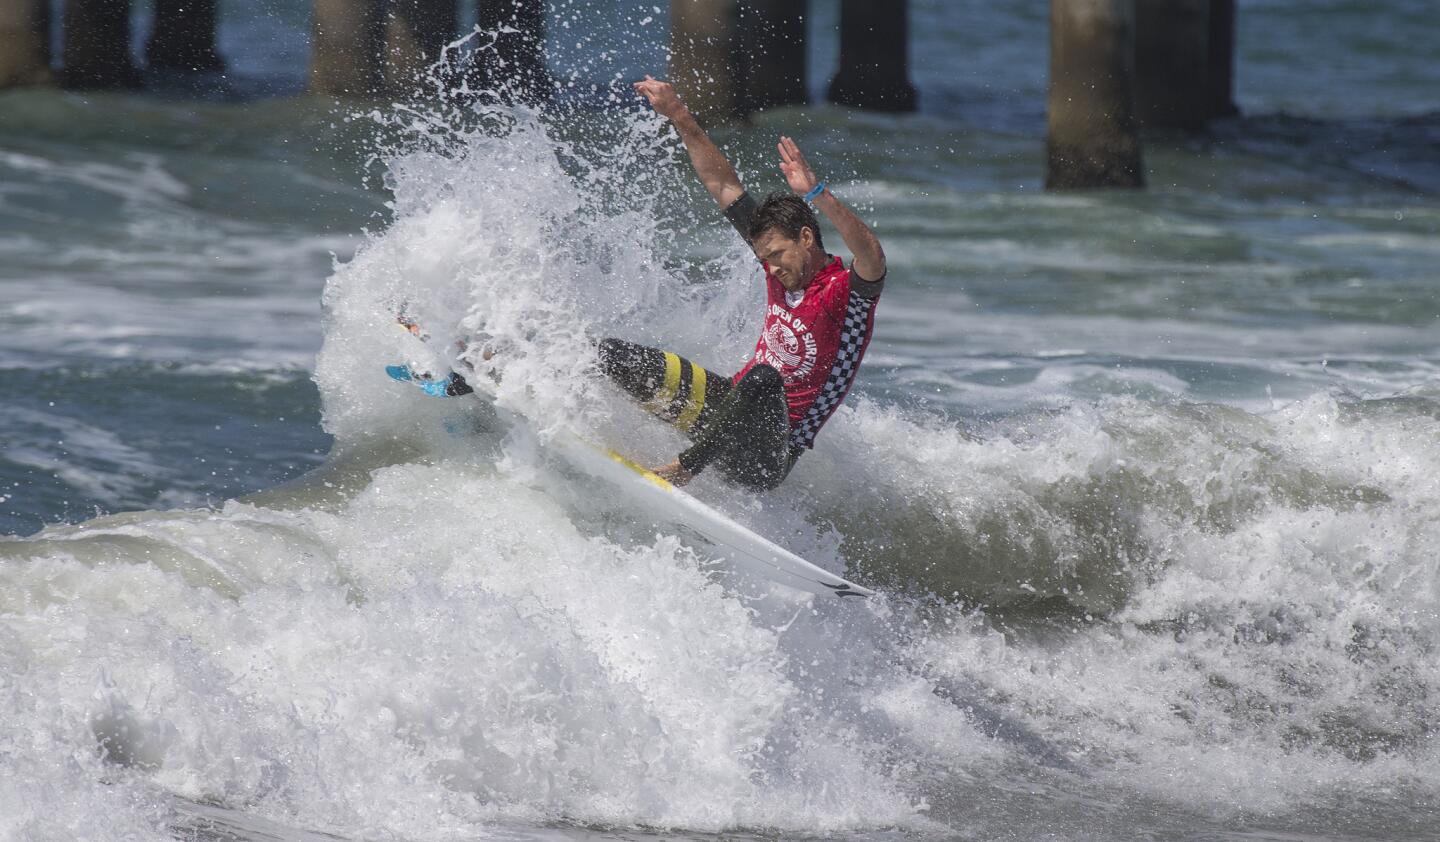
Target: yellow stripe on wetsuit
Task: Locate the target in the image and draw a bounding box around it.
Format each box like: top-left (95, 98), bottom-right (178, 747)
top-left (642, 351), bottom-right (708, 432)
top-left (641, 351), bottom-right (682, 413)
top-left (676, 366), bottom-right (706, 430)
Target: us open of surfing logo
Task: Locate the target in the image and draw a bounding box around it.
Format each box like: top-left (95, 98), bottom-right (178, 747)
top-left (759, 308), bottom-right (818, 383)
top-left (762, 320), bottom-right (805, 367)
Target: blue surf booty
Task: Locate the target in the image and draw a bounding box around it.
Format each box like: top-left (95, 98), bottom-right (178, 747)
top-left (419, 377), bottom-right (455, 398)
top-left (387, 364), bottom-right (461, 398)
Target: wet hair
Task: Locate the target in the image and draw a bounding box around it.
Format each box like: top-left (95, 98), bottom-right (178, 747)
top-left (748, 192), bottom-right (824, 251)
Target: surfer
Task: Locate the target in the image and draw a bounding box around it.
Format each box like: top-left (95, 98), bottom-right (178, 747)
top-left (606, 76), bottom-right (887, 490)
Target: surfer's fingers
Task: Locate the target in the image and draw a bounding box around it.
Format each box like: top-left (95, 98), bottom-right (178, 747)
top-left (783, 136), bottom-right (811, 168)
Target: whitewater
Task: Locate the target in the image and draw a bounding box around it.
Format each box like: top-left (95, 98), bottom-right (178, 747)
top-left (4, 4), bottom-right (1440, 840)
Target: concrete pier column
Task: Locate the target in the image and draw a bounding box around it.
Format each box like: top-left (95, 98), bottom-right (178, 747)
top-left (385, 0), bottom-right (456, 93)
top-left (669, 0), bottom-right (744, 123)
top-left (61, 0), bottom-right (142, 88)
top-left (827, 0), bottom-right (917, 112)
top-left (738, 0), bottom-right (807, 112)
top-left (310, 0), bottom-right (385, 97)
top-left (0, 0), bottom-right (54, 87)
top-left (1047, 0), bottom-right (1144, 189)
top-left (146, 0), bottom-right (224, 72)
top-left (1134, 0), bottom-right (1209, 131)
top-left (1207, 0), bottom-right (1238, 118)
top-left (474, 0), bottom-right (550, 104)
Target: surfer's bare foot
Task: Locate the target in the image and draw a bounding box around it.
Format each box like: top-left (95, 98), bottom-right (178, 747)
top-left (652, 459), bottom-right (694, 487)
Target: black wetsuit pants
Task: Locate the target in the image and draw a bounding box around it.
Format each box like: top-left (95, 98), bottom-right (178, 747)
top-left (596, 338), bottom-right (799, 490)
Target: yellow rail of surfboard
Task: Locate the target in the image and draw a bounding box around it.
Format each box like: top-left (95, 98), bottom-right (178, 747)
top-left (604, 448), bottom-right (674, 490)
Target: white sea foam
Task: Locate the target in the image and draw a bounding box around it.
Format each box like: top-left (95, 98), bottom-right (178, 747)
top-left (0, 241), bottom-right (345, 370)
top-left (0, 132), bottom-right (359, 374)
top-left (1299, 231), bottom-right (1440, 252)
top-left (0, 406), bottom-right (166, 501)
top-left (7, 381), bottom-right (1438, 837)
top-left (0, 461), bottom-right (929, 837)
top-left (0, 148), bottom-right (189, 208)
top-left (769, 388), bottom-right (1440, 825)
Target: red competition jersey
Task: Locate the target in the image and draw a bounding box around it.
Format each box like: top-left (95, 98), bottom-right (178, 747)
top-left (733, 255), bottom-right (882, 450)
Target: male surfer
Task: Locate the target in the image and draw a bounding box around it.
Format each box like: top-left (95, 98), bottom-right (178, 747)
top-left (391, 78), bottom-right (887, 492)
top-left (601, 76), bottom-right (887, 490)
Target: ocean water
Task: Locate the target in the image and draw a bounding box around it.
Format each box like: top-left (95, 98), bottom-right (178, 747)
top-left (2, 1), bottom-right (1439, 840)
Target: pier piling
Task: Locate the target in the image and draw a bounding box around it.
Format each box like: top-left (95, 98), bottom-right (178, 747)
top-left (670, 0), bottom-right (744, 123)
top-left (310, 0), bottom-right (385, 96)
top-left (739, 0), bottom-right (807, 112)
top-left (62, 0), bottom-right (142, 88)
top-left (1135, 0), bottom-right (1210, 131)
top-left (1, 0), bottom-right (1242, 144)
top-left (1047, 0), bottom-right (1144, 189)
top-left (474, 0), bottom-right (550, 103)
top-left (0, 0), bottom-right (53, 87)
top-left (385, 0), bottom-right (457, 92)
top-left (1207, 0), bottom-right (1238, 118)
top-left (827, 0), bottom-right (917, 112)
top-left (312, 0), bottom-right (463, 98)
top-left (146, 0), bottom-right (224, 73)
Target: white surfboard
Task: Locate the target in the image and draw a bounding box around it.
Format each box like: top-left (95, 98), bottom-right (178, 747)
top-left (390, 319), bottom-right (873, 600)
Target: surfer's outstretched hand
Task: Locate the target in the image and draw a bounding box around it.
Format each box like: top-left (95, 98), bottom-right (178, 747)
top-left (778, 136), bottom-right (820, 196)
top-left (633, 75), bottom-right (687, 121)
top-left (652, 458), bottom-right (695, 487)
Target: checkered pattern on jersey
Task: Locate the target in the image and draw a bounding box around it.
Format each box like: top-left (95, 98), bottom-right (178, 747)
top-left (790, 291), bottom-right (878, 450)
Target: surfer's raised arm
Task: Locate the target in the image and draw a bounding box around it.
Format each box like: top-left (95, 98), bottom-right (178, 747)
top-left (776, 136), bottom-right (887, 283)
top-left (633, 75), bottom-right (746, 210)
top-left (608, 76), bottom-right (888, 491)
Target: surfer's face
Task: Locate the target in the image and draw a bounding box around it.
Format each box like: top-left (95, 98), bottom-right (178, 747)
top-left (753, 227), bottom-right (818, 292)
